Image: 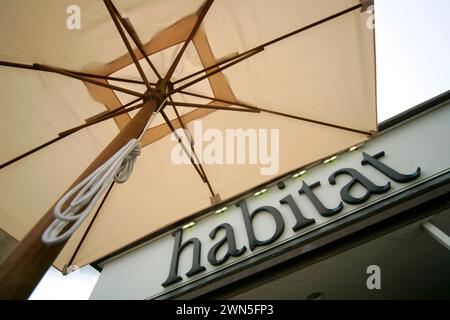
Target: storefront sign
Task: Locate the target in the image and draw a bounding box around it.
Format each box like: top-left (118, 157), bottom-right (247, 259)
top-left (90, 102), bottom-right (450, 300)
top-left (162, 151), bottom-right (420, 287)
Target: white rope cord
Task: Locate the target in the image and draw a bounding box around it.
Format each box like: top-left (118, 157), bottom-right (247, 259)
top-left (42, 139), bottom-right (141, 245)
top-left (42, 107), bottom-right (162, 245)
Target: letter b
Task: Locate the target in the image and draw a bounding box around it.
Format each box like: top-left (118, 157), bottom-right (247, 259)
top-left (237, 199), bottom-right (284, 251)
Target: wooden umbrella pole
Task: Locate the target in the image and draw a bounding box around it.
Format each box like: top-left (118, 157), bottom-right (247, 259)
top-left (0, 100), bottom-right (157, 300)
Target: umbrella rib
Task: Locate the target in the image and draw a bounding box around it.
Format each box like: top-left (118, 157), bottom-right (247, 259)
top-left (160, 109), bottom-right (206, 182)
top-left (0, 137), bottom-right (64, 170)
top-left (172, 3), bottom-right (362, 87)
top-left (0, 101), bottom-right (145, 171)
top-left (170, 99), bottom-right (215, 196)
top-left (66, 72), bottom-right (147, 85)
top-left (176, 91), bottom-right (369, 135)
top-left (166, 101), bottom-right (260, 113)
top-left (170, 3), bottom-right (369, 136)
top-left (58, 102), bottom-right (145, 137)
top-left (260, 3), bottom-right (363, 49)
top-left (66, 182), bottom-right (115, 270)
top-left (160, 110), bottom-right (211, 187)
top-left (85, 97), bottom-right (143, 123)
top-left (172, 49), bottom-right (261, 85)
top-left (108, 0), bottom-right (162, 80)
top-left (35, 64), bottom-right (143, 97)
top-left (0, 60), bottom-right (146, 85)
top-left (161, 0), bottom-right (215, 87)
top-left (258, 107), bottom-right (371, 135)
top-left (168, 47), bottom-right (264, 95)
top-left (91, 102), bottom-right (144, 123)
top-left (104, 0), bottom-right (152, 91)
top-left (177, 90), bottom-right (259, 110)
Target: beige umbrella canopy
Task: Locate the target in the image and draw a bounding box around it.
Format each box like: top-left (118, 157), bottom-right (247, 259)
top-left (0, 0), bottom-right (376, 298)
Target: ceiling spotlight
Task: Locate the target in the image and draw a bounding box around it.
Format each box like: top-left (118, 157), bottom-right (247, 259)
top-left (253, 188), bottom-right (268, 196)
top-left (324, 155), bottom-right (338, 164)
top-left (182, 221), bottom-right (195, 230)
top-left (215, 207), bottom-right (228, 214)
top-left (292, 170), bottom-right (307, 179)
top-left (349, 143), bottom-right (364, 152)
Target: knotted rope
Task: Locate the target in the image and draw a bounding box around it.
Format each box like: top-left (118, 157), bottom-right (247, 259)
top-left (41, 139), bottom-right (141, 245)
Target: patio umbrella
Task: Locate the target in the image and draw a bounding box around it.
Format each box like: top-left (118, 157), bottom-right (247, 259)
top-left (0, 0), bottom-right (376, 298)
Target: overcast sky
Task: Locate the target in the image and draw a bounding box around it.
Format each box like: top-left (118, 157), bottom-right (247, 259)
top-left (29, 0), bottom-right (450, 300)
top-left (376, 0), bottom-right (450, 121)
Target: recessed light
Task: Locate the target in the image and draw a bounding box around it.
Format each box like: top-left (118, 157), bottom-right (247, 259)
top-left (215, 207), bottom-right (228, 214)
top-left (182, 221), bottom-right (195, 230)
top-left (253, 188), bottom-right (268, 196)
top-left (293, 170), bottom-right (307, 178)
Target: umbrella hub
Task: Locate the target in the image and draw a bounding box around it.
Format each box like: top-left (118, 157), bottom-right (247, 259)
top-left (143, 89), bottom-right (155, 103)
top-left (145, 80), bottom-right (173, 108)
top-left (155, 79), bottom-right (174, 97)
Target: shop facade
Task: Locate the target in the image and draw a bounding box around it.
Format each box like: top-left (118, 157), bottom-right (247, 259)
top-left (90, 92), bottom-right (450, 299)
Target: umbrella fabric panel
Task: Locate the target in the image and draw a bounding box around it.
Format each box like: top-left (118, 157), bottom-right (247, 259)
top-left (0, 69), bottom-right (110, 164)
top-left (0, 0), bottom-right (203, 70)
top-left (202, 0), bottom-right (376, 132)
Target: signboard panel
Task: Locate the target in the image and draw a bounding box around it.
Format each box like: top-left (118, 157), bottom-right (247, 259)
top-left (91, 102), bottom-right (450, 300)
